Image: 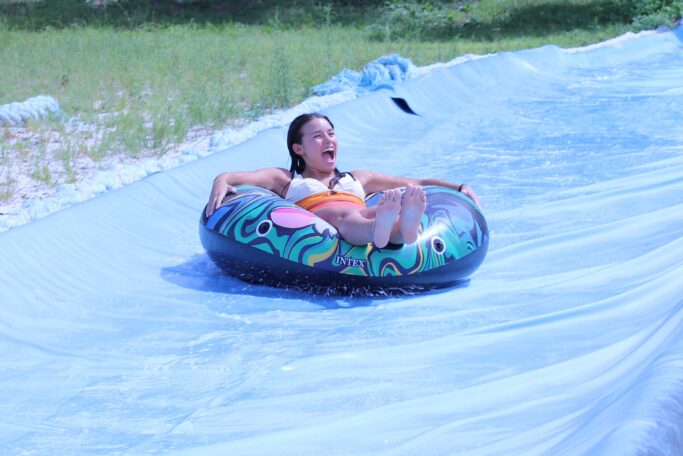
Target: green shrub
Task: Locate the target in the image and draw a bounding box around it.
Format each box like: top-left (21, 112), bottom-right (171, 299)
top-left (367, 0), bottom-right (681, 42)
top-left (367, 1), bottom-right (472, 41)
top-left (632, 0), bottom-right (682, 29)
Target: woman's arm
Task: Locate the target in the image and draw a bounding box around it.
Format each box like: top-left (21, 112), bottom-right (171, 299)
top-left (205, 167), bottom-right (291, 217)
top-left (353, 169), bottom-right (481, 207)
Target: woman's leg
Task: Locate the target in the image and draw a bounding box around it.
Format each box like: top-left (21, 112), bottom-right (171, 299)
top-left (312, 186), bottom-right (425, 247)
top-left (313, 189), bottom-right (402, 247)
top-left (372, 189), bottom-right (402, 247)
top-left (398, 184), bottom-right (426, 244)
top-left (361, 186), bottom-right (426, 245)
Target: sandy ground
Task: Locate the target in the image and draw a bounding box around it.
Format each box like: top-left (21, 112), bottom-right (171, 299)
top-left (0, 119), bottom-right (214, 216)
top-left (0, 89), bottom-right (356, 231)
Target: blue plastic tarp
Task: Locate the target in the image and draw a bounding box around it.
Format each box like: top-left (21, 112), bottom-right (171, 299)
top-left (1, 27), bottom-right (683, 455)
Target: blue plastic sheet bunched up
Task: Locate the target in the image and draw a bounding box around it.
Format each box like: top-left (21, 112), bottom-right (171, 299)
top-left (1, 27), bottom-right (683, 455)
top-left (312, 53), bottom-right (418, 95)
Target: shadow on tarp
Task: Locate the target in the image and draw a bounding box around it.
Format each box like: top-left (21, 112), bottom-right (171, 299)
top-left (160, 253), bottom-right (465, 308)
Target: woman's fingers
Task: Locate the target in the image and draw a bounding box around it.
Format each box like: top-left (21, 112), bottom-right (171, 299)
top-left (205, 185), bottom-right (237, 217)
top-left (205, 193), bottom-right (220, 217)
top-left (212, 192), bottom-right (223, 210)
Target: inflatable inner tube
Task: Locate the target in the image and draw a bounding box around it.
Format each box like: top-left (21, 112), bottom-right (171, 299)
top-left (200, 185), bottom-right (488, 293)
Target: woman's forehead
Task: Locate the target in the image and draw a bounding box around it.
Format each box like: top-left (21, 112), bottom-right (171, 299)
top-left (303, 117), bottom-right (333, 133)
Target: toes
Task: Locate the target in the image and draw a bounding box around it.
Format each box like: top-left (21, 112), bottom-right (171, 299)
top-left (402, 185), bottom-right (424, 202)
top-left (404, 184), bottom-right (424, 200)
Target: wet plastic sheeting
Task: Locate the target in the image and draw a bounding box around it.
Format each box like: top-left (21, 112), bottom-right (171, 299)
top-left (1, 28), bottom-right (683, 455)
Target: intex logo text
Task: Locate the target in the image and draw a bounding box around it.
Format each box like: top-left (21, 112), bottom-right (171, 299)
top-left (334, 256), bottom-right (367, 268)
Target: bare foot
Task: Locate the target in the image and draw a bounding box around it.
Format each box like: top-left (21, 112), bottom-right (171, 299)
top-left (399, 184), bottom-right (426, 244)
top-left (373, 189), bottom-right (401, 248)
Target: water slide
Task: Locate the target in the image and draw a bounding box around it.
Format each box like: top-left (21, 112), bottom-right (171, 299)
top-left (1, 27), bottom-right (683, 455)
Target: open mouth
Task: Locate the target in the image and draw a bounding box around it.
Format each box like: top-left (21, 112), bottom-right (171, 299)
top-left (322, 148), bottom-right (335, 162)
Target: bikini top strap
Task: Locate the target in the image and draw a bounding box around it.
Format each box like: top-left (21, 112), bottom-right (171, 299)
top-left (329, 168), bottom-right (341, 189)
top-left (328, 169), bottom-right (356, 189)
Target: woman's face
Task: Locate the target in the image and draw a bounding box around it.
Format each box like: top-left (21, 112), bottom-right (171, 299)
top-left (293, 118), bottom-right (337, 175)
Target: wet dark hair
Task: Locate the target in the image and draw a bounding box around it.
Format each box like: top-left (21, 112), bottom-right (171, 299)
top-left (287, 112), bottom-right (334, 175)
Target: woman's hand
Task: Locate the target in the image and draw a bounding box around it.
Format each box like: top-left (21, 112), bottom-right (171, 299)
top-left (459, 184), bottom-right (481, 208)
top-left (205, 174), bottom-right (236, 217)
top-left (204, 167), bottom-right (291, 217)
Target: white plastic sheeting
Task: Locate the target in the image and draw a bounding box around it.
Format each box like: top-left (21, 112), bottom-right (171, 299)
top-left (0, 95), bottom-right (61, 126)
top-left (1, 27), bottom-right (683, 455)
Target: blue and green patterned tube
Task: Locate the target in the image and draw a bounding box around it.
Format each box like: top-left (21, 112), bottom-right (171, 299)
top-left (200, 185), bottom-right (488, 292)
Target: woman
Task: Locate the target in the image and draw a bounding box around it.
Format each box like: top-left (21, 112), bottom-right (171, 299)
top-left (205, 113), bottom-right (480, 248)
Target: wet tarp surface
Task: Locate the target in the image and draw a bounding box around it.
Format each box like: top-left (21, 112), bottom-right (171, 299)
top-left (1, 28), bottom-right (683, 455)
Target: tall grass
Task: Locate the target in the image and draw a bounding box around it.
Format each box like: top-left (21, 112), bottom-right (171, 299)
top-left (0, 22), bottom-right (638, 144)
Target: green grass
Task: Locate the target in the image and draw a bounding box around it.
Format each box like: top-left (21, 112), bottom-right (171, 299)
top-left (0, 21), bottom-right (636, 135)
top-left (0, 0), bottom-right (680, 203)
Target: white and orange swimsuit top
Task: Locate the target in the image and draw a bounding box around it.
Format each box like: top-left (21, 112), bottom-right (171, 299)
top-left (285, 172), bottom-right (366, 202)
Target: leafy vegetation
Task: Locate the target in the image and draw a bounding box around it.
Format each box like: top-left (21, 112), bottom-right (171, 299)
top-left (1, 0), bottom-right (679, 33)
top-left (368, 0), bottom-right (681, 41)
